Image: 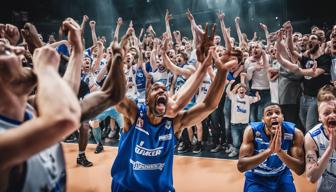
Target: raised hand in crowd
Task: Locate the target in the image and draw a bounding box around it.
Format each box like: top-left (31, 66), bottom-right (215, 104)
top-left (0, 24), bottom-right (20, 45)
top-left (21, 23), bottom-right (44, 53)
top-left (196, 23), bottom-right (216, 63)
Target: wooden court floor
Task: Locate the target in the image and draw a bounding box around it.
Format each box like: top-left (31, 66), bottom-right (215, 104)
top-left (64, 143), bottom-right (316, 192)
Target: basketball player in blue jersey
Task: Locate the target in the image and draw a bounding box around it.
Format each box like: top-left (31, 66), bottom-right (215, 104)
top-left (0, 18), bottom-right (127, 191)
top-left (237, 103), bottom-right (305, 192)
top-left (112, 24), bottom-right (243, 192)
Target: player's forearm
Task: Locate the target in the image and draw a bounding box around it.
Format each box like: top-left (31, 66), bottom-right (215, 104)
top-left (306, 148), bottom-right (333, 183)
top-left (163, 54), bottom-right (189, 76)
top-left (220, 20), bottom-right (232, 51)
top-left (277, 150), bottom-right (304, 175)
top-left (237, 149), bottom-right (272, 172)
top-left (63, 48), bottom-right (83, 93)
top-left (276, 53), bottom-right (300, 74)
top-left (0, 116), bottom-right (78, 170)
top-left (113, 24), bottom-right (121, 42)
top-left (80, 53), bottom-right (125, 121)
top-left (203, 68), bottom-right (227, 109)
top-left (168, 64), bottom-right (208, 116)
top-left (101, 52), bottom-right (126, 103)
top-left (90, 28), bottom-right (97, 46)
top-left (235, 22), bottom-right (243, 44)
top-left (165, 21), bottom-right (173, 40)
top-left (150, 49), bottom-right (158, 70)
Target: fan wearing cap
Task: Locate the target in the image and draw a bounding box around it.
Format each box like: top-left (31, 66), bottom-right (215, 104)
top-left (237, 103), bottom-right (305, 192)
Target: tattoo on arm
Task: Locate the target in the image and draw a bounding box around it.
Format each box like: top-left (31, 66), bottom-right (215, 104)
top-left (306, 153), bottom-right (318, 166)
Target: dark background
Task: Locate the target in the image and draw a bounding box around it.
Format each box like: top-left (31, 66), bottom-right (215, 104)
top-left (1, 0), bottom-right (335, 47)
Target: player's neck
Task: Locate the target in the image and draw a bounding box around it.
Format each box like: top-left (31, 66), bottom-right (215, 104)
top-left (0, 88), bottom-right (27, 122)
top-left (264, 126), bottom-right (273, 138)
top-left (147, 111), bottom-right (163, 125)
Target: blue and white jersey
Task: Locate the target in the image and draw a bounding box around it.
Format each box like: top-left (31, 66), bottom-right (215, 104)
top-left (150, 67), bottom-right (170, 87)
top-left (174, 74), bottom-right (186, 93)
top-left (125, 65), bottom-right (137, 100)
top-left (331, 55), bottom-right (336, 81)
top-left (135, 67), bottom-right (147, 102)
top-left (93, 58), bottom-right (107, 75)
top-left (308, 123), bottom-right (336, 192)
top-left (174, 72), bottom-right (195, 111)
top-left (246, 121), bottom-right (295, 177)
top-left (81, 72), bottom-right (90, 85)
top-left (0, 105), bottom-right (66, 192)
top-left (195, 73), bottom-right (211, 103)
top-left (309, 123), bottom-right (336, 178)
top-left (111, 104), bottom-right (177, 192)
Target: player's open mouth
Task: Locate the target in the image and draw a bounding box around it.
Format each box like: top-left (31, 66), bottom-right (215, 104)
top-left (155, 95), bottom-right (167, 113)
top-left (328, 119), bottom-right (336, 127)
top-left (271, 122), bottom-right (279, 126)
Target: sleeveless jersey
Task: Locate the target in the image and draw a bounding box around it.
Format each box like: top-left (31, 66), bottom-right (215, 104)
top-left (135, 67), bottom-right (146, 102)
top-left (0, 105), bottom-right (66, 192)
top-left (246, 121), bottom-right (295, 177)
top-left (309, 123), bottom-right (336, 192)
top-left (125, 66), bottom-right (137, 100)
top-left (174, 74), bottom-right (186, 93)
top-left (150, 67), bottom-right (170, 87)
top-left (111, 104), bottom-right (176, 192)
top-left (195, 73), bottom-right (211, 103)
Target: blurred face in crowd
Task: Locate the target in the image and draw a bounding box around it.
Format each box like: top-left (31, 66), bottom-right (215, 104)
top-left (145, 34), bottom-right (154, 45)
top-left (268, 45), bottom-right (277, 59)
top-left (177, 45), bottom-right (186, 53)
top-left (48, 35), bottom-right (56, 44)
top-left (106, 47), bottom-right (112, 57)
top-left (332, 25), bottom-right (336, 34)
top-left (315, 30), bottom-right (325, 42)
top-left (129, 48), bottom-right (138, 63)
top-left (156, 54), bottom-right (165, 71)
top-left (167, 49), bottom-right (176, 63)
top-left (175, 53), bottom-right (185, 65)
top-left (311, 26), bottom-right (319, 34)
top-left (124, 52), bottom-right (134, 66)
top-left (251, 42), bottom-right (262, 58)
top-left (0, 41), bottom-right (37, 94)
top-left (242, 51), bottom-right (249, 64)
top-left (144, 50), bottom-right (151, 60)
top-left (168, 41), bottom-right (174, 50)
top-left (92, 47), bottom-right (98, 58)
top-left (230, 37), bottom-right (235, 48)
top-left (38, 34), bottom-right (43, 42)
top-left (308, 34), bottom-right (320, 54)
top-left (215, 46), bottom-right (225, 58)
top-left (214, 35), bottom-right (221, 46)
top-left (301, 35), bottom-right (309, 51)
top-left (82, 57), bottom-right (91, 73)
top-left (102, 48), bottom-right (110, 59)
top-left (331, 32), bottom-right (336, 53)
top-left (236, 84), bottom-right (247, 98)
top-left (292, 32), bottom-right (302, 43)
top-left (183, 40), bottom-right (192, 52)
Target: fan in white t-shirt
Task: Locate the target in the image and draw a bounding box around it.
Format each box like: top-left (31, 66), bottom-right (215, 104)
top-left (226, 80), bottom-right (261, 157)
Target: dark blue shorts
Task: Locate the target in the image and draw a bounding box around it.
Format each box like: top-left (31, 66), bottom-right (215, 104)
top-left (244, 169), bottom-right (296, 192)
top-left (111, 180), bottom-right (131, 192)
